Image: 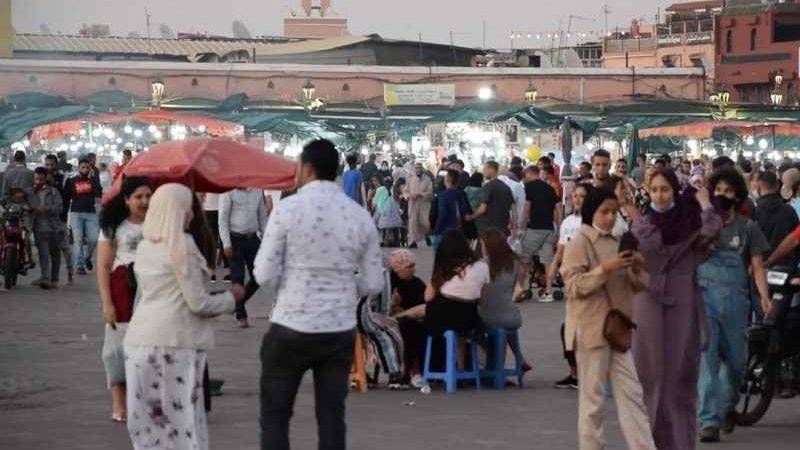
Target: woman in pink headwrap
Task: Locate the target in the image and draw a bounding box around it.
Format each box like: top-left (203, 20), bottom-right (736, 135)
top-left (388, 249), bottom-right (427, 387)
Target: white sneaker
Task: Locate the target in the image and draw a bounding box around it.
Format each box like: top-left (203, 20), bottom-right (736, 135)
top-left (538, 291), bottom-right (555, 303)
top-left (410, 374), bottom-right (424, 388)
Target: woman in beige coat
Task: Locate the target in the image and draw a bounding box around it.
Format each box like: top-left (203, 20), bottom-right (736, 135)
top-left (561, 187), bottom-right (655, 450)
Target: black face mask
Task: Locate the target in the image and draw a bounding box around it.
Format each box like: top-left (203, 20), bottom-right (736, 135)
top-left (713, 194), bottom-right (737, 211)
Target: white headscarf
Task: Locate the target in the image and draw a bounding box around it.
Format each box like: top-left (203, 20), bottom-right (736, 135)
top-left (142, 183), bottom-right (203, 278)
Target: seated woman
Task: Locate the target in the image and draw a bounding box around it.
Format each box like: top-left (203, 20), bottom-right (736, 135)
top-left (477, 228), bottom-right (532, 373)
top-left (388, 249), bottom-right (427, 387)
top-left (423, 230), bottom-right (488, 371)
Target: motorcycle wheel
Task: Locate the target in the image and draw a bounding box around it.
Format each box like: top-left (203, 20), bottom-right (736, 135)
top-left (3, 247), bottom-right (17, 289)
top-left (734, 350), bottom-right (777, 426)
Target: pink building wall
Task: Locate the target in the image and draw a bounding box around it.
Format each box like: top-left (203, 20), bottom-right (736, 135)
top-left (0, 60), bottom-right (706, 106)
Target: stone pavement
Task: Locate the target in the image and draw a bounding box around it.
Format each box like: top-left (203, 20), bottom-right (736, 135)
top-left (1, 248), bottom-right (799, 450)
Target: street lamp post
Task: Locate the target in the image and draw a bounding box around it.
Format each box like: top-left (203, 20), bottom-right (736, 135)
top-left (771, 73), bottom-right (784, 106)
top-left (151, 80), bottom-right (165, 108)
top-left (524, 83), bottom-right (538, 104)
top-left (302, 80), bottom-right (316, 102)
top-left (709, 85), bottom-right (731, 115)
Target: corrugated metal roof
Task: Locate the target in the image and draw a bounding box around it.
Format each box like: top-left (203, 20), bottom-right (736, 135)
top-left (13, 34), bottom-right (371, 59)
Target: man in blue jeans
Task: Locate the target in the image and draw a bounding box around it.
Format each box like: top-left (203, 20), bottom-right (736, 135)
top-left (219, 188), bottom-right (267, 328)
top-left (254, 139), bottom-right (383, 450)
top-left (63, 158), bottom-right (102, 275)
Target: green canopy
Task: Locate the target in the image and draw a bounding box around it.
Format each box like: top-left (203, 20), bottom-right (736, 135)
top-left (85, 90), bottom-right (140, 108)
top-left (5, 92), bottom-right (73, 108)
top-left (0, 105), bottom-right (90, 147)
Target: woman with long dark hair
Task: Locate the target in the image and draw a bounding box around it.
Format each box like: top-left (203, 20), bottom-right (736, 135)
top-left (96, 176), bottom-right (152, 423)
top-left (424, 230), bottom-right (486, 335)
top-left (622, 168), bottom-right (721, 449)
top-left (478, 228), bottom-right (531, 371)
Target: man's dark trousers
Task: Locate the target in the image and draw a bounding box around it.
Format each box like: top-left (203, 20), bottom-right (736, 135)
top-left (260, 323), bottom-right (355, 450)
top-left (230, 232), bottom-right (260, 319)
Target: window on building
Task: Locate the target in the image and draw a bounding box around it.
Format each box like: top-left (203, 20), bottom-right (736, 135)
top-left (726, 30), bottom-right (733, 53)
top-left (774, 18), bottom-right (800, 42)
top-left (750, 28), bottom-right (757, 51)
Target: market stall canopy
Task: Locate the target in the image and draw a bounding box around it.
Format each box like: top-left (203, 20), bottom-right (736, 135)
top-left (639, 120), bottom-right (800, 139)
top-left (28, 110), bottom-right (245, 142)
top-left (85, 90), bottom-right (144, 108)
top-left (102, 137), bottom-right (296, 203)
top-left (0, 105), bottom-right (90, 147)
top-left (4, 92), bottom-right (73, 108)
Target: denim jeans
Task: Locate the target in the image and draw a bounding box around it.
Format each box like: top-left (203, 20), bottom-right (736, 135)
top-left (230, 233), bottom-right (260, 319)
top-left (697, 250), bottom-right (749, 429)
top-left (69, 212), bottom-right (99, 270)
top-left (260, 323), bottom-right (355, 450)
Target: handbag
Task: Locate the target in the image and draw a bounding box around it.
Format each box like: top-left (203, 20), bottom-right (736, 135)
top-left (110, 263), bottom-right (137, 323)
top-left (583, 230), bottom-right (637, 353)
top-left (602, 307), bottom-right (637, 353)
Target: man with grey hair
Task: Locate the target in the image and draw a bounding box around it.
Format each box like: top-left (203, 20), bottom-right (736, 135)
top-left (404, 162), bottom-right (433, 248)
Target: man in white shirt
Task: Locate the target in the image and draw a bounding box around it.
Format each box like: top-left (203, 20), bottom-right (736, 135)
top-left (219, 188), bottom-right (267, 328)
top-left (499, 171), bottom-right (526, 230)
top-left (253, 139), bottom-right (383, 450)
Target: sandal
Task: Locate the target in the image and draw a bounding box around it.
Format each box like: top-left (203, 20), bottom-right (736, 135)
top-left (110, 414), bottom-right (127, 423)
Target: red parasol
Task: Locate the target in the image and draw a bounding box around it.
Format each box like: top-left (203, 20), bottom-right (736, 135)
top-left (102, 138), bottom-right (296, 203)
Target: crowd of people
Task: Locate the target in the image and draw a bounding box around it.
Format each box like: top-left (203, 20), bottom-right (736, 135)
top-left (6, 136), bottom-right (800, 450)
top-left (336, 146), bottom-right (800, 450)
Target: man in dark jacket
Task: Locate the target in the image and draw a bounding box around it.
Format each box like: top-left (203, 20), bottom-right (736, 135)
top-left (27, 167), bottom-right (64, 289)
top-left (1, 150), bottom-right (34, 200)
top-left (755, 171), bottom-right (799, 266)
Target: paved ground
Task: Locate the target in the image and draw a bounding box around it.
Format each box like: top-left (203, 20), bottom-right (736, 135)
top-left (1, 248), bottom-right (799, 450)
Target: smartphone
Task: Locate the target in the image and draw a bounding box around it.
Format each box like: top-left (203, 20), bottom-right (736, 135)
top-left (619, 232), bottom-right (639, 254)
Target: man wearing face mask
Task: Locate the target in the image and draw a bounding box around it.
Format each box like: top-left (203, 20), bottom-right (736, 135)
top-left (697, 167), bottom-right (771, 443)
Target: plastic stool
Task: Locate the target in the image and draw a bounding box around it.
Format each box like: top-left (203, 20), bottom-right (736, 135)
top-left (423, 330), bottom-right (481, 393)
top-left (480, 327), bottom-right (524, 389)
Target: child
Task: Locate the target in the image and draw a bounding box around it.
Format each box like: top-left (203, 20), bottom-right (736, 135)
top-left (1, 188), bottom-right (34, 269)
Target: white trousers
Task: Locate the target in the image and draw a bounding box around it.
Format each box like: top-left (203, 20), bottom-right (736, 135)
top-left (576, 334), bottom-right (656, 450)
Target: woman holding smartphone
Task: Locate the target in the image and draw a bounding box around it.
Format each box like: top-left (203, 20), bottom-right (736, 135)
top-left (562, 187), bottom-right (655, 450)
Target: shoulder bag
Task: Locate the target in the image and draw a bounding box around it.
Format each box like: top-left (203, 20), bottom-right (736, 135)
top-left (582, 230), bottom-right (637, 352)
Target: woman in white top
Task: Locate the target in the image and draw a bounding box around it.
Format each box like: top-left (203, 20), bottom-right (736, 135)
top-left (551, 183), bottom-right (589, 389)
top-left (124, 184), bottom-right (244, 450)
top-left (97, 176), bottom-right (152, 423)
top-left (424, 230), bottom-right (489, 335)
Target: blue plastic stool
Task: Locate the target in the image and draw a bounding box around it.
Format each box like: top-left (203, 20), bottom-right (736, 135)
top-left (480, 327), bottom-right (524, 389)
top-left (423, 330), bottom-right (481, 393)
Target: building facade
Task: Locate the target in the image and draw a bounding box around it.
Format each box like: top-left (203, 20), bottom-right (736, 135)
top-left (603, 1), bottom-right (720, 90)
top-left (0, 60), bottom-right (706, 107)
top-left (715, 0), bottom-right (800, 104)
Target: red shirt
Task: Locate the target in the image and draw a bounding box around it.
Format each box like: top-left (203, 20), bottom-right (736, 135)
top-left (793, 224), bottom-right (800, 240)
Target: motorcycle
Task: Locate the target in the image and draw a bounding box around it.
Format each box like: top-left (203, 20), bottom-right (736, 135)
top-left (0, 204), bottom-right (31, 289)
top-left (734, 264), bottom-right (800, 426)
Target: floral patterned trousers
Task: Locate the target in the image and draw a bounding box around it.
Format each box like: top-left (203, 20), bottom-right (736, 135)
top-left (124, 345), bottom-right (208, 450)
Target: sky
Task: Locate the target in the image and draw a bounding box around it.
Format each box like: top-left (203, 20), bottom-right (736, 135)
top-left (13, 0), bottom-right (675, 49)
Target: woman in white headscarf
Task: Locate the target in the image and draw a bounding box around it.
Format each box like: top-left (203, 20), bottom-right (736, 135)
top-left (123, 184), bottom-right (244, 450)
